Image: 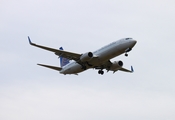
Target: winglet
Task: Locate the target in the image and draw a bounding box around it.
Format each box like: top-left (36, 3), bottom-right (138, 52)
top-left (131, 66), bottom-right (134, 73)
top-left (28, 36), bottom-right (36, 46)
top-left (28, 36), bottom-right (32, 45)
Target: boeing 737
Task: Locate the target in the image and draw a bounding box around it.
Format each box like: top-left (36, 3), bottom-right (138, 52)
top-left (28, 37), bottom-right (137, 75)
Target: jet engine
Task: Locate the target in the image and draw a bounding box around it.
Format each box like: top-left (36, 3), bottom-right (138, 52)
top-left (80, 52), bottom-right (93, 62)
top-left (110, 60), bottom-right (123, 71)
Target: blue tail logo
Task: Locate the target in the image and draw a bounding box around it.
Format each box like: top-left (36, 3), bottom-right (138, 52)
top-left (59, 47), bottom-right (70, 67)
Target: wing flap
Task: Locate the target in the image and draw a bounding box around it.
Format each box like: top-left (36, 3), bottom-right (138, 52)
top-left (37, 64), bottom-right (62, 71)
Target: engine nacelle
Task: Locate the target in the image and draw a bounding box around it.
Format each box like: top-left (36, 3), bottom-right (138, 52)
top-left (110, 60), bottom-right (123, 71)
top-left (80, 52), bottom-right (93, 62)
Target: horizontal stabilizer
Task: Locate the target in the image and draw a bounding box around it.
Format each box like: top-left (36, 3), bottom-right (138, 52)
top-left (37, 64), bottom-right (62, 71)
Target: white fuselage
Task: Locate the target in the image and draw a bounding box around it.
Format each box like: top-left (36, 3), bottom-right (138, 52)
top-left (59, 38), bottom-right (136, 75)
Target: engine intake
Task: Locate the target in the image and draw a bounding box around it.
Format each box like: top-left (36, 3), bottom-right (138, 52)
top-left (80, 52), bottom-right (93, 62)
top-left (118, 61), bottom-right (123, 66)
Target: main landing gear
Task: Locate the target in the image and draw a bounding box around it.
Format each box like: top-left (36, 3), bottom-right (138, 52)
top-left (81, 62), bottom-right (92, 70)
top-left (82, 65), bottom-right (87, 70)
top-left (125, 53), bottom-right (128, 57)
top-left (98, 70), bottom-right (104, 75)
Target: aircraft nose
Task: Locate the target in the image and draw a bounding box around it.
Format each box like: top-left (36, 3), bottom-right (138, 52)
top-left (129, 39), bottom-right (137, 47)
top-left (132, 39), bottom-right (137, 45)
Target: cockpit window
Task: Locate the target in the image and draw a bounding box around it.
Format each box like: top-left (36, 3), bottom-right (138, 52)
top-left (125, 38), bottom-right (132, 40)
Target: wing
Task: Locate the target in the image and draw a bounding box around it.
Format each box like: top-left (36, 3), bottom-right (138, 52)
top-left (96, 60), bottom-right (134, 73)
top-left (119, 66), bottom-right (134, 73)
top-left (28, 36), bottom-right (81, 61)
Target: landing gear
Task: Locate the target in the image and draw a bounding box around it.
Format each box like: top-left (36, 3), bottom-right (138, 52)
top-left (82, 65), bottom-right (87, 70)
top-left (125, 53), bottom-right (128, 57)
top-left (98, 70), bottom-right (104, 75)
top-left (125, 48), bottom-right (132, 57)
top-left (81, 62), bottom-right (92, 70)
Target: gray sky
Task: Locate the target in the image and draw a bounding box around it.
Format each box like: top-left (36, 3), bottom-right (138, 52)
top-left (1, 0), bottom-right (175, 120)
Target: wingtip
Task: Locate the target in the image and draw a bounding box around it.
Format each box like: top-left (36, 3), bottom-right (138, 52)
top-left (37, 63), bottom-right (43, 66)
top-left (28, 36), bottom-right (32, 44)
top-left (131, 66), bottom-right (134, 73)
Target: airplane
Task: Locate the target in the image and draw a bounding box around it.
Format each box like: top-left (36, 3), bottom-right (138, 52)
top-left (28, 37), bottom-right (137, 75)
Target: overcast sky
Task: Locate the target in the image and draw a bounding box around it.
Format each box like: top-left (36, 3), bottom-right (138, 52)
top-left (1, 0), bottom-right (175, 120)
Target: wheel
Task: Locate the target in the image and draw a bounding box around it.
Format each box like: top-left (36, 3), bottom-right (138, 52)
top-left (98, 70), bottom-right (104, 75)
top-left (82, 65), bottom-right (87, 70)
top-left (125, 53), bottom-right (128, 57)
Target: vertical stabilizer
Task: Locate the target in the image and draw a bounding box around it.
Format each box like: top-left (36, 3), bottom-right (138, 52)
top-left (59, 47), bottom-right (70, 67)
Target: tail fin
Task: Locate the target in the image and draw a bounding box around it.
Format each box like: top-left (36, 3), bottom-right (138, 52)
top-left (59, 47), bottom-right (70, 67)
